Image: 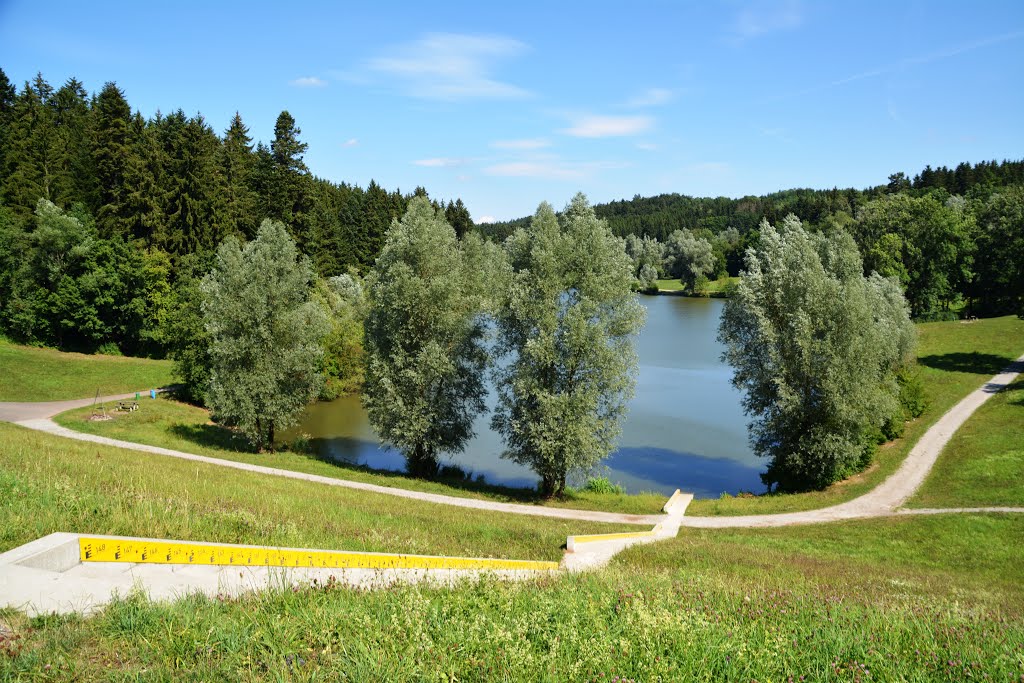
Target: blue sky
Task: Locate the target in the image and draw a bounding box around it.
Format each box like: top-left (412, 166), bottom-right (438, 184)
top-left (2, 1), bottom-right (1022, 221)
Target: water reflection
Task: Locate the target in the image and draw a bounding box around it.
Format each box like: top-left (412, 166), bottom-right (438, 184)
top-left (287, 296), bottom-right (763, 498)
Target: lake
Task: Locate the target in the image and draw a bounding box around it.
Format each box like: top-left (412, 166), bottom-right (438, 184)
top-left (289, 295), bottom-right (765, 498)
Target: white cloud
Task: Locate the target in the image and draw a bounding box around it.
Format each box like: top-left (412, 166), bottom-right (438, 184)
top-left (477, 215), bottom-right (496, 224)
top-left (491, 138), bottom-right (551, 150)
top-left (626, 88), bottom-right (673, 108)
top-left (413, 158), bottom-right (468, 168)
top-left (364, 33), bottom-right (531, 100)
top-left (342, 138), bottom-right (359, 148)
top-left (484, 159), bottom-right (628, 181)
top-left (561, 115), bottom-right (653, 138)
top-left (636, 142), bottom-right (659, 151)
top-left (290, 76), bottom-right (327, 87)
top-left (732, 1), bottom-right (803, 40)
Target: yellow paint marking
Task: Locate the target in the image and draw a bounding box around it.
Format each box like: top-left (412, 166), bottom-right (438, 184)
top-left (78, 538), bottom-right (558, 572)
top-left (570, 530), bottom-right (658, 545)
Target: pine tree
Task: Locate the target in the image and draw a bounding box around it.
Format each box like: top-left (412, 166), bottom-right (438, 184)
top-left (163, 115), bottom-right (221, 254)
top-left (220, 112), bottom-right (258, 240)
top-left (92, 82), bottom-right (134, 238)
top-left (48, 78), bottom-right (93, 208)
top-left (1, 75), bottom-right (56, 217)
top-left (445, 198), bottom-right (473, 239)
top-left (268, 111), bottom-right (311, 247)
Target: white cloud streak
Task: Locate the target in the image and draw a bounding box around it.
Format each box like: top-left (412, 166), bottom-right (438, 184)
top-left (561, 115), bottom-right (653, 138)
top-left (365, 33), bottom-right (531, 100)
top-left (731, 0), bottom-right (803, 40)
top-left (342, 138), bottom-right (359, 148)
top-left (290, 76), bottom-right (327, 87)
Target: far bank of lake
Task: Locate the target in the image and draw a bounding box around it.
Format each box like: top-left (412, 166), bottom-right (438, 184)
top-left (290, 296), bottom-right (763, 498)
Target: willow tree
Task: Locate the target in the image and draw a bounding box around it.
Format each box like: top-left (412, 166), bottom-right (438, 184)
top-left (362, 197), bottom-right (491, 477)
top-left (719, 216), bottom-right (916, 492)
top-left (492, 194), bottom-right (645, 497)
top-left (202, 220), bottom-right (327, 451)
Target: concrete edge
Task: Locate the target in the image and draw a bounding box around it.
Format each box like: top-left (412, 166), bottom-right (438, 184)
top-left (663, 489), bottom-right (694, 516)
top-left (0, 532), bottom-right (81, 571)
top-left (2, 533), bottom-right (560, 574)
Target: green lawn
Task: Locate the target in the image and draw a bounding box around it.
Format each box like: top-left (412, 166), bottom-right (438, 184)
top-left (0, 339), bottom-right (172, 402)
top-left (3, 513), bottom-right (1021, 681)
top-left (908, 376), bottom-right (1024, 508)
top-left (0, 421), bottom-right (632, 563)
top-left (689, 315), bottom-right (1024, 516)
top-left (653, 275), bottom-right (738, 295)
top-left (54, 396), bottom-right (669, 515)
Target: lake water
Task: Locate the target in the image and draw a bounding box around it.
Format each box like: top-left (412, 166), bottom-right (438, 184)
top-left (289, 296), bottom-right (765, 498)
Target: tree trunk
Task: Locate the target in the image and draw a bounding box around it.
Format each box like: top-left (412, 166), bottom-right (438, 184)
top-left (268, 420), bottom-right (275, 452)
top-left (407, 442), bottom-right (439, 478)
top-left (255, 416), bottom-right (263, 452)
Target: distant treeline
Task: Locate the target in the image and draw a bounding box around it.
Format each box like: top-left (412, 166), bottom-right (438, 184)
top-left (0, 68), bottom-right (472, 356)
top-left (482, 159), bottom-right (1024, 320)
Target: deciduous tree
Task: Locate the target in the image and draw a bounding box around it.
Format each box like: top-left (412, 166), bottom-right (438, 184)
top-left (202, 220), bottom-right (327, 451)
top-left (362, 197), bottom-right (490, 476)
top-left (719, 216), bottom-right (916, 492)
top-left (492, 194), bottom-right (644, 497)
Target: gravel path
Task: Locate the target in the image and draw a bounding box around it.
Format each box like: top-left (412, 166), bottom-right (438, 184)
top-left (2, 355), bottom-right (1022, 529)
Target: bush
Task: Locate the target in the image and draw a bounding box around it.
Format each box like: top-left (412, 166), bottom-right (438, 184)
top-left (582, 476), bottom-right (626, 495)
top-left (96, 342), bottom-right (122, 356)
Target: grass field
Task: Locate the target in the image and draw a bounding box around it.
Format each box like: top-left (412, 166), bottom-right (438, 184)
top-left (2, 513), bottom-right (1021, 681)
top-left (0, 422), bottom-right (633, 563)
top-left (54, 397), bottom-right (669, 515)
top-left (654, 275), bottom-right (738, 295)
top-left (0, 339), bottom-right (172, 402)
top-left (908, 377), bottom-right (1024, 508)
top-left (4, 322), bottom-right (1024, 680)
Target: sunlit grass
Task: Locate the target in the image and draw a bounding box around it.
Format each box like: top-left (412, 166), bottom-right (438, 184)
top-left (0, 338), bottom-right (172, 402)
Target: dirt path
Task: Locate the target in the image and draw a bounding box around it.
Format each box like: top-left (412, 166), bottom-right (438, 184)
top-left (2, 355), bottom-right (1022, 529)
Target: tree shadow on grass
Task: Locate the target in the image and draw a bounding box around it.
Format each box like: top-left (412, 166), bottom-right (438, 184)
top-left (918, 353), bottom-right (1020, 377)
top-left (169, 422), bottom-right (256, 453)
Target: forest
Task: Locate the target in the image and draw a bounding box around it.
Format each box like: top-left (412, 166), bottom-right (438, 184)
top-left (1, 67), bottom-right (1021, 368)
top-left (486, 159), bottom-right (1024, 320)
top-left (0, 69), bottom-right (471, 359)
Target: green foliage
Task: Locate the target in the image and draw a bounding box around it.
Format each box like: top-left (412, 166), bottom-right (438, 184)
top-left (719, 216), bottom-right (917, 492)
top-left (493, 194), bottom-right (645, 497)
top-left (161, 253), bottom-right (214, 403)
top-left (314, 274), bottom-right (365, 400)
top-left (663, 229), bottom-right (715, 291)
top-left (0, 199), bottom-right (169, 355)
top-left (202, 220), bottom-right (327, 451)
top-left (855, 192), bottom-right (975, 319)
top-left (582, 476), bottom-right (626, 495)
top-left (363, 197), bottom-right (489, 476)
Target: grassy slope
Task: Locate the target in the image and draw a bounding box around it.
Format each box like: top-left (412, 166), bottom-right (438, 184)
top-left (4, 326), bottom-right (1024, 679)
top-left (54, 397), bottom-right (668, 515)
top-left (3, 513), bottom-right (1021, 681)
top-left (0, 339), bottom-right (172, 402)
top-left (0, 422), bottom-right (633, 562)
top-left (689, 315), bottom-right (1024, 516)
top-left (908, 377), bottom-right (1024, 508)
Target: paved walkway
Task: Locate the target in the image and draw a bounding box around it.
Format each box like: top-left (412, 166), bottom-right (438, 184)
top-left (1, 355), bottom-right (1022, 529)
